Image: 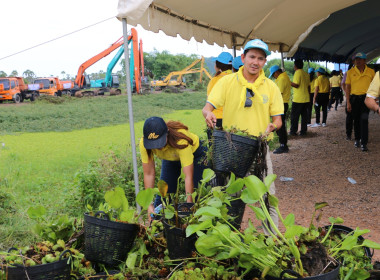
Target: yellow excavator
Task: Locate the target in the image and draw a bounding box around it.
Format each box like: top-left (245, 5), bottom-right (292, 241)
top-left (150, 56), bottom-right (212, 89)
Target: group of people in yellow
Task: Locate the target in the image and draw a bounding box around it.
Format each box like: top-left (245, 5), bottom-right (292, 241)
top-left (138, 39), bottom-right (380, 225)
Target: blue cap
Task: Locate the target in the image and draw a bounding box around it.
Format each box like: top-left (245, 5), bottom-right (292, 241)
top-left (243, 39), bottom-right (271, 56)
top-left (353, 52), bottom-right (367, 59)
top-left (269, 65), bottom-right (280, 78)
top-left (232, 56), bottom-right (243, 70)
top-left (316, 67), bottom-right (325, 74)
top-left (308, 67), bottom-right (315, 74)
top-left (212, 52), bottom-right (233, 65)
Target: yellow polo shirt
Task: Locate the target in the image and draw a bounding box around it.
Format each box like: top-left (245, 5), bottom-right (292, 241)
top-left (292, 69), bottom-right (310, 103)
top-left (367, 71), bottom-right (380, 98)
top-left (139, 129), bottom-right (199, 167)
top-left (345, 66), bottom-right (375, 95)
top-left (310, 77), bottom-right (317, 93)
top-left (315, 75), bottom-right (330, 93)
top-left (275, 72), bottom-right (291, 103)
top-left (207, 70), bottom-right (232, 119)
top-left (329, 75), bottom-right (341, 88)
top-left (207, 71), bottom-right (284, 139)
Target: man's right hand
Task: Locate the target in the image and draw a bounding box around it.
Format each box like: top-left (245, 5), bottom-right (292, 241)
top-left (205, 112), bottom-right (217, 128)
top-left (347, 102), bottom-right (352, 112)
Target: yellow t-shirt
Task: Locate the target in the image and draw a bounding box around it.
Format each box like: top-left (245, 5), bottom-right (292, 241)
top-left (275, 72), bottom-right (291, 103)
top-left (315, 75), bottom-right (330, 93)
top-left (367, 71), bottom-right (380, 98)
top-left (329, 75), bottom-right (341, 88)
top-left (345, 66), bottom-right (375, 95)
top-left (292, 69), bottom-right (310, 103)
top-left (206, 70), bottom-right (232, 119)
top-left (139, 129), bottom-right (199, 167)
top-left (310, 77), bottom-right (317, 93)
top-left (207, 70), bottom-right (284, 139)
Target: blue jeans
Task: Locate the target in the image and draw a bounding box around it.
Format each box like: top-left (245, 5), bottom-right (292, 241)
top-left (153, 143), bottom-right (208, 207)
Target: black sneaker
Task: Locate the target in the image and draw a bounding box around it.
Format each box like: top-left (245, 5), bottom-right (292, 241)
top-left (346, 136), bottom-right (352, 141)
top-left (288, 132), bottom-right (298, 136)
top-left (361, 144), bottom-right (368, 152)
top-left (354, 140), bottom-right (360, 148)
top-left (273, 145), bottom-right (289, 154)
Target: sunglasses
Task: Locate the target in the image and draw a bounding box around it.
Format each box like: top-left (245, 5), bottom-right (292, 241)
top-left (245, 88), bottom-right (255, 107)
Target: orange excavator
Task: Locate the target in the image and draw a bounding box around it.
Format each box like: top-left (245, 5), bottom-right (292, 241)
top-left (73, 27), bottom-right (141, 95)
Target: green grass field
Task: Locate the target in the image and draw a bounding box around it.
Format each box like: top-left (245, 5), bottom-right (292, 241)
top-left (0, 92), bottom-right (208, 248)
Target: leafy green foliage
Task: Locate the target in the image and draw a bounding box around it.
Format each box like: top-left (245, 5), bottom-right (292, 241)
top-left (27, 206), bottom-right (80, 243)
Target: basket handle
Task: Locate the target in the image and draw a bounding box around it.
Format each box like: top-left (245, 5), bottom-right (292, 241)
top-left (94, 211), bottom-right (110, 220)
top-left (59, 249), bottom-right (72, 261)
top-left (279, 269), bottom-right (302, 279)
top-left (7, 247), bottom-right (25, 268)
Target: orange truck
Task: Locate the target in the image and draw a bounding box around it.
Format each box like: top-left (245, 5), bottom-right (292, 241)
top-left (33, 77), bottom-right (74, 96)
top-left (0, 77), bottom-right (39, 103)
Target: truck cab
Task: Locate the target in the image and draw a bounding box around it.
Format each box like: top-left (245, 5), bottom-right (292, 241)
top-left (0, 77), bottom-right (29, 103)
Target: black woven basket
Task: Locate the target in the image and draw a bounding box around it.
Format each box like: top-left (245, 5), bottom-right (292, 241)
top-left (226, 199), bottom-right (246, 230)
top-left (266, 264), bottom-right (340, 280)
top-left (84, 212), bottom-right (138, 267)
top-left (5, 249), bottom-right (72, 280)
top-left (162, 219), bottom-right (196, 260)
top-left (212, 130), bottom-right (259, 178)
top-left (323, 225), bottom-right (373, 258)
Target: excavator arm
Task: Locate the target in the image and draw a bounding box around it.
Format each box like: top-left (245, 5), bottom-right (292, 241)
top-left (75, 28), bottom-right (141, 92)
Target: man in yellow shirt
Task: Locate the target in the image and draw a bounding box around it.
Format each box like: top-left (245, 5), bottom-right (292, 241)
top-left (307, 68), bottom-right (317, 127)
top-left (345, 52), bottom-right (375, 151)
top-left (311, 68), bottom-right (330, 127)
top-left (202, 39), bottom-right (284, 233)
top-left (269, 65), bottom-right (291, 154)
top-left (329, 70), bottom-right (342, 111)
top-left (290, 59), bottom-right (310, 136)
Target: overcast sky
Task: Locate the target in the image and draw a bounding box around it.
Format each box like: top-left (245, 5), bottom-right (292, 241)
top-left (1, 0), bottom-right (333, 79)
top-left (0, 0), bottom-right (233, 78)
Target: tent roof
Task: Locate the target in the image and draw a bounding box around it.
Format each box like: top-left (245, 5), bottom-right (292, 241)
top-left (117, 0), bottom-right (380, 62)
top-left (118, 0), bottom-right (362, 51)
top-left (289, 0), bottom-right (380, 63)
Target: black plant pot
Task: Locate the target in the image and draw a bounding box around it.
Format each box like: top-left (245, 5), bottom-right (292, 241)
top-left (84, 212), bottom-right (138, 267)
top-left (162, 218), bottom-right (196, 260)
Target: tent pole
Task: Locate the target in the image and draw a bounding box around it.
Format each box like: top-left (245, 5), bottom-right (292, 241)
top-left (122, 18), bottom-right (141, 213)
top-left (280, 51), bottom-right (284, 70)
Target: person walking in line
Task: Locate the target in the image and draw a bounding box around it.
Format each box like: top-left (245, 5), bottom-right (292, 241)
top-left (290, 59), bottom-right (310, 136)
top-left (232, 56), bottom-right (244, 72)
top-left (311, 68), bottom-right (330, 127)
top-left (139, 117), bottom-right (208, 218)
top-left (269, 65), bottom-right (291, 154)
top-left (341, 64), bottom-right (354, 140)
top-left (345, 52), bottom-right (375, 151)
top-left (202, 39), bottom-right (284, 234)
top-left (328, 70), bottom-right (342, 111)
top-left (307, 68), bottom-right (317, 127)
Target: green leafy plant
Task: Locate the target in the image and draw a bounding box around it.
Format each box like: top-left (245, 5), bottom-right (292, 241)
top-left (27, 206), bottom-right (81, 243)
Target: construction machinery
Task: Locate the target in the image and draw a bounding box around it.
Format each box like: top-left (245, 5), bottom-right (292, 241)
top-left (90, 37), bottom-right (144, 95)
top-left (0, 77), bottom-right (39, 103)
top-left (73, 28), bottom-right (142, 96)
top-left (150, 56), bottom-right (212, 90)
top-left (33, 77), bottom-right (73, 96)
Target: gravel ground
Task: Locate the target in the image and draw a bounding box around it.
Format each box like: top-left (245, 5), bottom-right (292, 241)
top-left (242, 104), bottom-right (380, 262)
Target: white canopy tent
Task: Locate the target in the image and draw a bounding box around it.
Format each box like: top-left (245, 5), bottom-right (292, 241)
top-left (117, 0), bottom-right (363, 54)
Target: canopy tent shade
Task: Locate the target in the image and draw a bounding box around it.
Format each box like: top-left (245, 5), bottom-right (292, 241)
top-left (117, 0), bottom-right (363, 54)
top-left (289, 0), bottom-right (380, 63)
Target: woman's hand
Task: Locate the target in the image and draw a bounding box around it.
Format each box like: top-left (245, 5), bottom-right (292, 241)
top-left (148, 203), bottom-right (155, 222)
